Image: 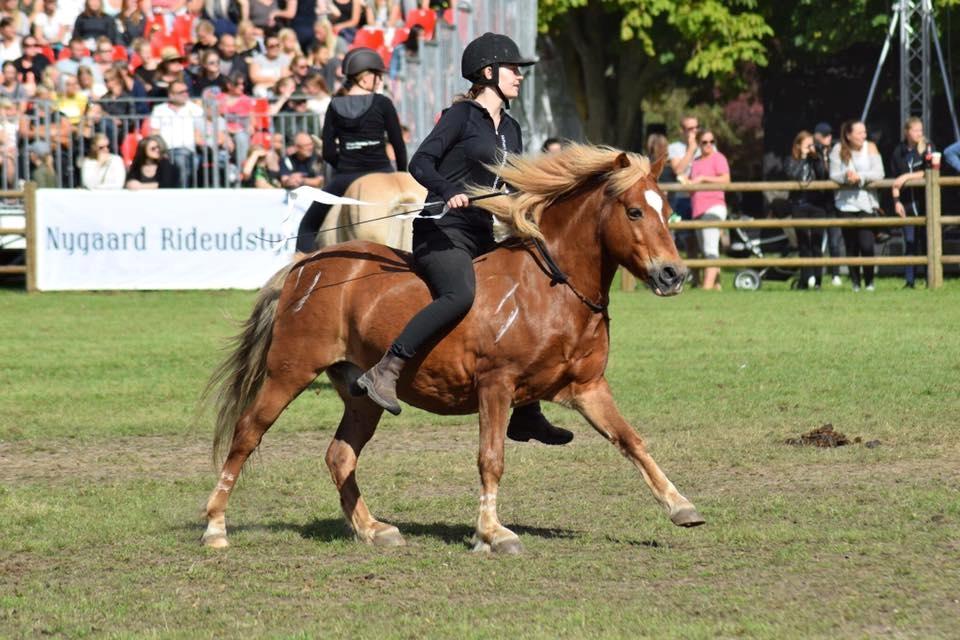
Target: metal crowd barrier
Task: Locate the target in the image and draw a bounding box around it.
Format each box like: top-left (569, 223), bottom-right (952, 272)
top-left (390, 0), bottom-right (539, 148)
top-left (2, 97), bottom-right (321, 190)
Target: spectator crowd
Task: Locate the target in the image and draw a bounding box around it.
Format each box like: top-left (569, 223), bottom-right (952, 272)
top-left (0, 0), bottom-right (451, 189)
top-left (653, 113), bottom-right (958, 290)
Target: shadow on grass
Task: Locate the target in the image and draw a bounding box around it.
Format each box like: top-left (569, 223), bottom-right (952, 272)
top-left (222, 518), bottom-right (582, 546)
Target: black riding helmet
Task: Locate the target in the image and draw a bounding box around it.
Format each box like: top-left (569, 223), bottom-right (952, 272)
top-left (461, 32), bottom-right (535, 82)
top-left (461, 33), bottom-right (535, 107)
top-left (342, 47), bottom-right (387, 79)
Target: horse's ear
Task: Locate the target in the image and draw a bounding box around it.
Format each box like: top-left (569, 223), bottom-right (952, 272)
top-left (650, 154), bottom-right (667, 180)
top-left (613, 152), bottom-right (631, 170)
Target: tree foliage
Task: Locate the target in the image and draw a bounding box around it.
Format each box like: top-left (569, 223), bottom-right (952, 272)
top-left (538, 0), bottom-right (772, 147)
top-left (539, 0), bottom-right (960, 150)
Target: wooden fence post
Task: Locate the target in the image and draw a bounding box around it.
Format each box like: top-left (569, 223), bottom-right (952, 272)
top-left (924, 168), bottom-right (943, 289)
top-left (24, 181), bottom-right (37, 293)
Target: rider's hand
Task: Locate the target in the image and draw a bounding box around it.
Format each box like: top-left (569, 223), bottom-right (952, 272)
top-left (894, 201), bottom-right (906, 218)
top-left (446, 193), bottom-right (469, 209)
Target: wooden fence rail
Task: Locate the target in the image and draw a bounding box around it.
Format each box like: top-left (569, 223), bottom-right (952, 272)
top-left (621, 168), bottom-right (957, 290)
top-left (0, 183), bottom-right (35, 291)
top-left (1, 173), bottom-right (956, 293)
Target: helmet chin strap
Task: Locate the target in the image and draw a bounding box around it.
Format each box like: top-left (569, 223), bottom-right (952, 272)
top-left (476, 63), bottom-right (511, 109)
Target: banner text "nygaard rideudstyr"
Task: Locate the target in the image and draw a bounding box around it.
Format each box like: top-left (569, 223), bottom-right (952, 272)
top-left (45, 226), bottom-right (288, 255)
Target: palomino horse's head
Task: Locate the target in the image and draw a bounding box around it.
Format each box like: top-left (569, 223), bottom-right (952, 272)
top-left (599, 153), bottom-right (687, 296)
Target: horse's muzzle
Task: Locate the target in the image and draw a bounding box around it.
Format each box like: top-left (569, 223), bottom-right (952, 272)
top-left (649, 263), bottom-right (687, 296)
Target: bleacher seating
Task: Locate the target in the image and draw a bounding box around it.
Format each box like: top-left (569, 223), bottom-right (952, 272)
top-left (405, 9), bottom-right (437, 39)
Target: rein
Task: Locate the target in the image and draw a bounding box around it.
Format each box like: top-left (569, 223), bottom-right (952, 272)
top-left (263, 191), bottom-right (506, 245)
top-left (531, 238), bottom-right (608, 315)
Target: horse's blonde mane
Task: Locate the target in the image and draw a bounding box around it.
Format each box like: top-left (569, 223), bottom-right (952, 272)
top-left (470, 143), bottom-right (652, 240)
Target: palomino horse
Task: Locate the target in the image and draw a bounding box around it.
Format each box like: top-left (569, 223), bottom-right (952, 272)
top-left (314, 172), bottom-right (427, 251)
top-left (203, 144), bottom-right (702, 553)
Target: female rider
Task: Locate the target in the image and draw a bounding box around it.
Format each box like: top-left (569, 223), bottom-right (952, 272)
top-left (295, 47), bottom-right (407, 254)
top-left (354, 32), bottom-right (573, 446)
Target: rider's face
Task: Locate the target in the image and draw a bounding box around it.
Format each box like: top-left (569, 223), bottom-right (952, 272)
top-left (497, 64), bottom-right (523, 100)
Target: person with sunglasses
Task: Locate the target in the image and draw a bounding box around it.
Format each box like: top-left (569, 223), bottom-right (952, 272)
top-left (352, 33), bottom-right (574, 446)
top-left (80, 131), bottom-right (125, 189)
top-left (687, 128), bottom-right (730, 291)
top-left (293, 47), bottom-right (404, 254)
top-left (249, 35), bottom-right (289, 97)
top-left (13, 36), bottom-right (50, 85)
top-left (125, 134), bottom-right (180, 189)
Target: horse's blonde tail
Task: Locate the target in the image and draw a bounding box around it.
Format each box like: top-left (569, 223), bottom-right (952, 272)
top-left (204, 263), bottom-right (294, 465)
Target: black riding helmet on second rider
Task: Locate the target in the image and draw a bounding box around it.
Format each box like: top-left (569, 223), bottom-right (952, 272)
top-left (341, 46), bottom-right (387, 85)
top-left (460, 32), bottom-right (536, 107)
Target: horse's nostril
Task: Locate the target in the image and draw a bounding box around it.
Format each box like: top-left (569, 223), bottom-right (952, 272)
top-left (655, 265), bottom-right (685, 290)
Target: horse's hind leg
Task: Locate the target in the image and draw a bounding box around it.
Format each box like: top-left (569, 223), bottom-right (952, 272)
top-left (325, 366), bottom-right (403, 546)
top-left (572, 378), bottom-right (705, 527)
top-left (202, 373), bottom-right (312, 548)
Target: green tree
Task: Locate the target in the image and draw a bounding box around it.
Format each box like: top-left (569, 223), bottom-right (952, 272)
top-left (538, 0), bottom-right (772, 148)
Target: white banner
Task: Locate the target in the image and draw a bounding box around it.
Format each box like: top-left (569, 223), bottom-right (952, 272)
top-left (35, 190), bottom-right (303, 290)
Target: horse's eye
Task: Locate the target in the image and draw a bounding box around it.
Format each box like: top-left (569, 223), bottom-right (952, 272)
top-left (627, 207), bottom-right (643, 220)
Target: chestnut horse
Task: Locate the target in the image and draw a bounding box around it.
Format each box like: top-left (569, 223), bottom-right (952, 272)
top-left (202, 144), bottom-right (703, 553)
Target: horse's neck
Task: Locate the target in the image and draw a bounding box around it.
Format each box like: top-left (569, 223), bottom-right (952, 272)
top-left (538, 187), bottom-right (612, 304)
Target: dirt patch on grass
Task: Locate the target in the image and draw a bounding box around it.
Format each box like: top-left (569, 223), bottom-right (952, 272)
top-left (786, 423), bottom-right (881, 449)
top-left (0, 424), bottom-right (480, 485)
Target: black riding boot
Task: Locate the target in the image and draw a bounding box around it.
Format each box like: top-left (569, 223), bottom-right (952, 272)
top-left (354, 351), bottom-right (406, 415)
top-left (507, 403), bottom-right (573, 445)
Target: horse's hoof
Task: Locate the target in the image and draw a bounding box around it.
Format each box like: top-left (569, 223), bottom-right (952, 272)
top-left (491, 537), bottom-right (523, 555)
top-left (371, 526), bottom-right (406, 547)
top-left (201, 533), bottom-right (230, 548)
top-left (470, 534), bottom-right (491, 553)
top-left (670, 507), bottom-right (706, 528)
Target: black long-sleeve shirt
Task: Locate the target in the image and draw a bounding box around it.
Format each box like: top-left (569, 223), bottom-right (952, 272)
top-left (785, 154), bottom-right (830, 207)
top-left (321, 93), bottom-right (406, 175)
top-left (409, 100), bottom-right (522, 236)
top-left (73, 14), bottom-right (119, 44)
top-left (890, 140), bottom-right (935, 215)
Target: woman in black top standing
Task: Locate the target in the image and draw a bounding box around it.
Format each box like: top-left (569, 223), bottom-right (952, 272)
top-left (354, 32), bottom-right (574, 446)
top-left (890, 117), bottom-right (934, 288)
top-left (785, 130), bottom-right (830, 289)
top-left (295, 47), bottom-right (407, 254)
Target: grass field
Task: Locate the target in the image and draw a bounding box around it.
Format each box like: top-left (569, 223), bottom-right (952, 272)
top-left (2, 278), bottom-right (959, 638)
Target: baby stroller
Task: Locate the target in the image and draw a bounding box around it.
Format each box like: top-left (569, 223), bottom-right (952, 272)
top-left (727, 214), bottom-right (798, 290)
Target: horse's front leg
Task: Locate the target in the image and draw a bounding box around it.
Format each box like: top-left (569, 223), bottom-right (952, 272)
top-left (472, 381), bottom-right (523, 554)
top-left (572, 379), bottom-right (705, 527)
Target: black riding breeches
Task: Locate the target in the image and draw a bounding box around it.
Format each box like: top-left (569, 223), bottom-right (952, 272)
top-left (842, 223), bottom-right (876, 287)
top-left (295, 171), bottom-right (368, 252)
top-left (794, 202), bottom-right (825, 286)
top-left (389, 228), bottom-right (494, 359)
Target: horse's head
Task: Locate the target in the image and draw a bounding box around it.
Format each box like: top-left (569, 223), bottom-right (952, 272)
top-left (600, 153), bottom-right (687, 296)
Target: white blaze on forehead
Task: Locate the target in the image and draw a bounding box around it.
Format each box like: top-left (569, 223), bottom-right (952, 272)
top-left (644, 189), bottom-right (665, 225)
